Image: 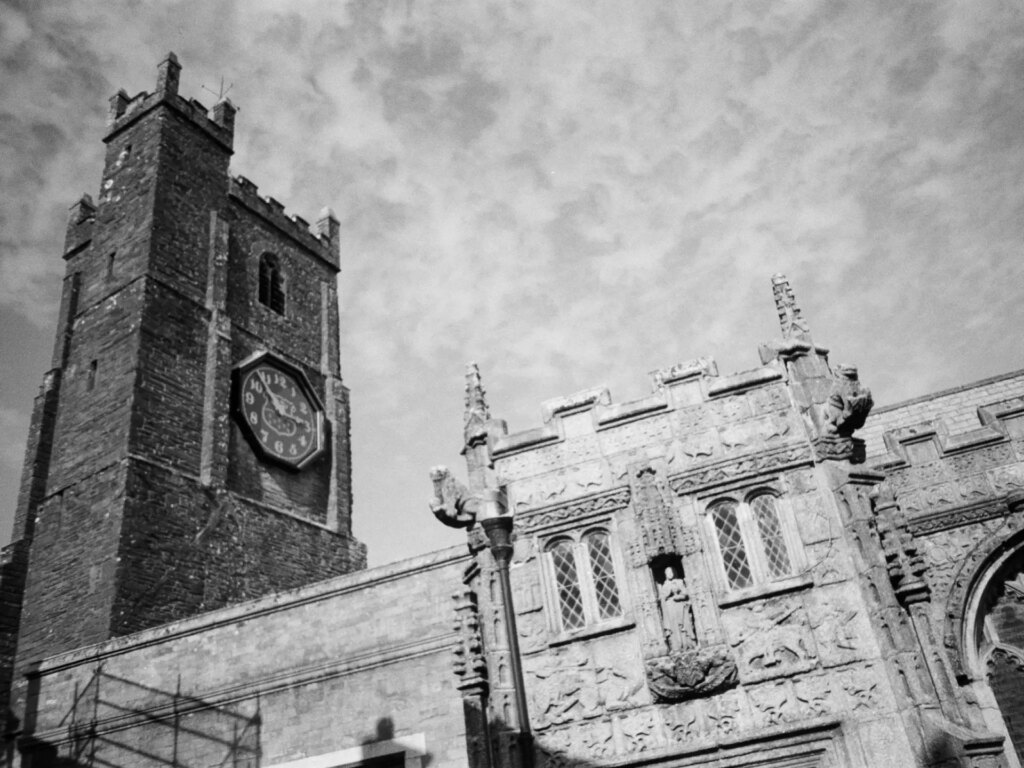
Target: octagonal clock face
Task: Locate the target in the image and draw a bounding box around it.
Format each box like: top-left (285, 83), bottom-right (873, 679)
top-left (234, 354), bottom-right (325, 470)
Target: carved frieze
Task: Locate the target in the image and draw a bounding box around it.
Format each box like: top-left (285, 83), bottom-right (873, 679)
top-left (644, 646), bottom-right (738, 702)
top-left (517, 488), bottom-right (630, 534)
top-left (908, 502), bottom-right (1006, 536)
top-left (668, 443), bottom-right (812, 497)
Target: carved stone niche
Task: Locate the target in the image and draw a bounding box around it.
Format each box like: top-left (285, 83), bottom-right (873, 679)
top-left (644, 646), bottom-right (738, 702)
top-left (630, 463), bottom-right (681, 561)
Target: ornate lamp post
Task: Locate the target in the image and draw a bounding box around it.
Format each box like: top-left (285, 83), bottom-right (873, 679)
top-left (477, 488), bottom-right (533, 768)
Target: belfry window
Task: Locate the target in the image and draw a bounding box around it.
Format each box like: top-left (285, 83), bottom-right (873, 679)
top-left (258, 253), bottom-right (286, 315)
top-left (707, 492), bottom-right (798, 592)
top-left (544, 528), bottom-right (623, 634)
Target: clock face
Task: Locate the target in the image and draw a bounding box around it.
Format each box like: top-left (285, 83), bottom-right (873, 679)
top-left (234, 355), bottom-right (325, 470)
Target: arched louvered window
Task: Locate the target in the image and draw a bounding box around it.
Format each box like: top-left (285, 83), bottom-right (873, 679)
top-left (544, 528), bottom-right (624, 634)
top-left (258, 253), bottom-right (286, 315)
top-left (708, 491), bottom-right (798, 592)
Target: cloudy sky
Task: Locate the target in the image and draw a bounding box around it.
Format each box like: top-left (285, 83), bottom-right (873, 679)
top-left (2, 1), bottom-right (1023, 566)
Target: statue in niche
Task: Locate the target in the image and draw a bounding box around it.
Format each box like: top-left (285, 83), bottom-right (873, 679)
top-left (658, 566), bottom-right (696, 652)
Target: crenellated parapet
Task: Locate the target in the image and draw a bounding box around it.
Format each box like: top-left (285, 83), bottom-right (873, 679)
top-left (229, 175), bottom-right (340, 267)
top-left (105, 53), bottom-right (235, 151)
top-left (869, 395), bottom-right (1024, 535)
top-left (486, 357), bottom-right (806, 516)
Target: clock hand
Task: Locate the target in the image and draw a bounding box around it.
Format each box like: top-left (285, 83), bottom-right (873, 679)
top-left (257, 370), bottom-right (290, 417)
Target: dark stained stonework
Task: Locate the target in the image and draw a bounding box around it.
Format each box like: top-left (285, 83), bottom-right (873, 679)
top-left (0, 53), bottom-right (364, 744)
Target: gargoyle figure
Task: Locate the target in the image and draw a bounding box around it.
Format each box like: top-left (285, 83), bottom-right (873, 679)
top-left (823, 364), bottom-right (873, 437)
top-left (429, 465), bottom-right (479, 528)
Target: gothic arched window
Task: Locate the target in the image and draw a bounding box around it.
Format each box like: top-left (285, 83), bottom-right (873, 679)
top-left (707, 491), bottom-right (798, 592)
top-left (970, 548), bottom-right (1024, 762)
top-left (544, 528), bottom-right (624, 635)
top-left (258, 253), bottom-right (286, 315)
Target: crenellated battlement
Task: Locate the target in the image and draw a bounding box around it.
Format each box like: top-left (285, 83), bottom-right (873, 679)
top-left (228, 176), bottom-right (340, 267)
top-left (104, 53), bottom-right (235, 152)
top-left (491, 358), bottom-right (789, 458)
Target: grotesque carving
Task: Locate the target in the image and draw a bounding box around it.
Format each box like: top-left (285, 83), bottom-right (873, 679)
top-left (644, 646), bottom-right (738, 702)
top-left (429, 465), bottom-right (478, 528)
top-left (823, 364), bottom-right (873, 438)
top-left (658, 566), bottom-right (696, 652)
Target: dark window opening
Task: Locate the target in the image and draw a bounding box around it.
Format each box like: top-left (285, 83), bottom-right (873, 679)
top-left (258, 253), bottom-right (286, 315)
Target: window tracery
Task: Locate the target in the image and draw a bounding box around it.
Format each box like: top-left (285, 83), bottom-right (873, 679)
top-left (543, 528), bottom-right (623, 634)
top-left (706, 491), bottom-right (799, 592)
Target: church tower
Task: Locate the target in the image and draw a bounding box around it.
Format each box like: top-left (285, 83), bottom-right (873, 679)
top-left (2, 53), bottom-right (365, 723)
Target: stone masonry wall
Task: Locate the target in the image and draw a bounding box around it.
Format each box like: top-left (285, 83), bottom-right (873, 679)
top-left (22, 548), bottom-right (471, 768)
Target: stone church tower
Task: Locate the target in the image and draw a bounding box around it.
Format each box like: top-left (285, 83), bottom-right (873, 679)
top-left (1, 54), bottom-right (365, 730)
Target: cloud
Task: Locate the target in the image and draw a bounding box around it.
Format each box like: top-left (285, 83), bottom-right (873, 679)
top-left (2, 0), bottom-right (1024, 563)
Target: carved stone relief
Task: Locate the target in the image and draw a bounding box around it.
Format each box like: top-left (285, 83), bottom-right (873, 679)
top-left (922, 522), bottom-right (1001, 606)
top-left (599, 417), bottom-right (673, 454)
top-left (706, 689), bottom-right (745, 738)
top-left (496, 444), bottom-right (564, 482)
top-left (514, 462), bottom-right (606, 511)
top-left (669, 444), bottom-right (811, 496)
top-left (511, 564), bottom-right (543, 615)
top-left (791, 493), bottom-right (834, 546)
top-left (516, 488), bottom-right (630, 533)
top-left (749, 680), bottom-right (798, 727)
top-left (526, 643), bottom-right (645, 730)
top-left (645, 645), bottom-right (738, 701)
top-left (616, 709), bottom-right (663, 754)
top-left (665, 431), bottom-right (717, 468)
top-left (710, 396), bottom-right (752, 423)
top-left (989, 463), bottom-right (1024, 493)
top-left (807, 591), bottom-right (866, 666)
top-left (516, 611), bottom-right (547, 655)
top-left (749, 385), bottom-right (791, 415)
top-left (722, 598), bottom-right (819, 683)
top-left (675, 405), bottom-right (715, 433)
